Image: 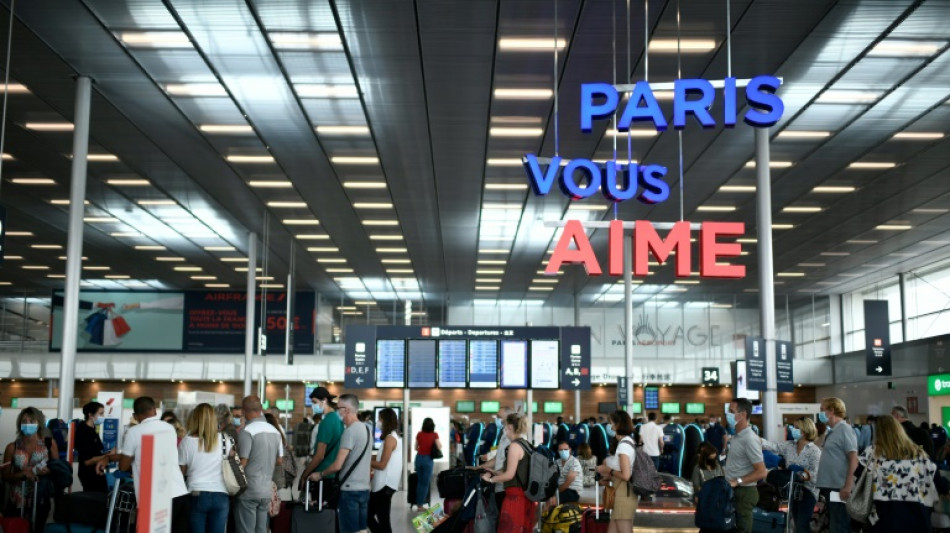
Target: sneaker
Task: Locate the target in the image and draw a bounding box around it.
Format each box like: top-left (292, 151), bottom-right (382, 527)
top-left (422, 503), bottom-right (429, 510)
top-left (410, 505), bottom-right (419, 512)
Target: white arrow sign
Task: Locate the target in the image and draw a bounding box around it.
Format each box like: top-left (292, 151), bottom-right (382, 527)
top-left (355, 377), bottom-right (364, 384)
top-left (875, 366), bottom-right (883, 373)
top-left (572, 378), bottom-right (580, 387)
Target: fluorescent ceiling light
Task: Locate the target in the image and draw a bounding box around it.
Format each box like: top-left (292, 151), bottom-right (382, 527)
top-left (296, 84), bottom-right (359, 98)
top-left (283, 219), bottom-right (320, 225)
top-left (476, 278), bottom-right (502, 283)
top-left (204, 246), bottom-right (235, 251)
top-left (134, 245), bottom-right (166, 250)
top-left (782, 206), bottom-right (822, 213)
top-left (892, 131), bottom-right (944, 140)
top-left (343, 181), bottom-right (386, 189)
top-left (719, 185), bottom-right (756, 193)
top-left (486, 158), bottom-right (523, 167)
top-left (772, 223), bottom-right (795, 229)
top-left (226, 155), bottom-right (274, 163)
top-left (119, 31), bottom-right (191, 48)
top-left (109, 232), bottom-right (140, 238)
top-left (47, 274), bottom-right (65, 279)
top-left (267, 201), bottom-right (307, 208)
top-left (868, 40), bottom-right (944, 57)
top-left (485, 183), bottom-right (528, 190)
top-left (259, 283), bottom-right (284, 289)
top-left (491, 116), bottom-right (542, 125)
top-left (269, 32), bottom-right (342, 50)
top-left (296, 234), bottom-right (329, 240)
top-left (848, 162), bottom-right (896, 169)
top-left (386, 269), bottom-right (413, 274)
top-left (307, 247), bottom-right (339, 252)
top-left (326, 268), bottom-right (353, 273)
top-left (317, 258), bottom-right (347, 263)
top-left (205, 283), bottom-right (230, 288)
top-left (533, 278), bottom-right (559, 284)
top-left (1, 153), bottom-right (12, 160)
top-left (477, 260), bottom-right (506, 265)
top-left (475, 286), bottom-right (500, 291)
top-left (776, 272), bottom-right (806, 277)
top-left (482, 203), bottom-right (521, 210)
top-left (697, 206), bottom-right (736, 212)
top-left (820, 252), bottom-right (850, 256)
top-left (137, 199), bottom-right (176, 206)
top-left (566, 204), bottom-right (609, 211)
top-left (912, 208), bottom-right (949, 214)
top-left (362, 220), bottom-right (399, 226)
top-left (220, 257), bottom-right (248, 263)
top-left (489, 127), bottom-right (543, 137)
top-left (22, 265), bottom-right (49, 270)
top-left (353, 202), bottom-right (392, 209)
top-left (846, 240), bottom-right (876, 244)
top-left (606, 128), bottom-right (658, 137)
top-left (235, 267), bottom-right (263, 272)
top-left (6, 231), bottom-right (32, 236)
top-left (776, 130), bottom-right (831, 139)
top-left (86, 154), bottom-right (119, 162)
top-left (798, 263), bottom-right (825, 267)
top-left (370, 235), bottom-right (403, 241)
top-left (737, 238), bottom-right (756, 243)
top-left (105, 275), bottom-right (130, 279)
top-left (24, 122), bottom-right (73, 131)
top-left (11, 177), bottom-right (55, 185)
top-left (82, 266), bottom-right (110, 271)
top-left (381, 259), bottom-right (411, 264)
top-left (875, 224), bottom-right (912, 230)
top-left (83, 217), bottom-right (118, 223)
top-left (106, 178), bottom-right (150, 186)
top-left (812, 186), bottom-right (855, 193)
top-left (316, 125), bottom-right (369, 135)
top-left (648, 39), bottom-right (716, 52)
top-left (31, 244), bottom-right (62, 249)
top-left (479, 249), bottom-right (509, 254)
top-left (816, 90), bottom-right (882, 104)
top-left (331, 156), bottom-right (379, 165)
top-left (199, 124), bottom-right (253, 134)
top-left (191, 275), bottom-right (217, 280)
top-left (173, 266), bottom-right (202, 272)
top-left (165, 83), bottom-right (227, 97)
top-left (744, 160), bottom-right (793, 169)
top-left (477, 269), bottom-right (504, 275)
top-left (1, 83), bottom-right (28, 93)
top-left (376, 247), bottom-right (407, 253)
top-left (528, 286), bottom-right (554, 291)
top-left (674, 280), bottom-right (699, 285)
top-left (493, 88), bottom-right (553, 99)
top-left (498, 37), bottom-right (566, 50)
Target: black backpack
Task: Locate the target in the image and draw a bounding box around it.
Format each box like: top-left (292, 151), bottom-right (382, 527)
top-left (694, 475), bottom-right (736, 531)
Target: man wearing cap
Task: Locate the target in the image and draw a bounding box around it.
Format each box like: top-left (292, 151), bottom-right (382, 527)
top-left (299, 386), bottom-right (345, 491)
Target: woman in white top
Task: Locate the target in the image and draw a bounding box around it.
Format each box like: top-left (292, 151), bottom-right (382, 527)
top-left (368, 408), bottom-right (402, 533)
top-left (595, 410), bottom-right (638, 533)
top-left (179, 403), bottom-right (231, 533)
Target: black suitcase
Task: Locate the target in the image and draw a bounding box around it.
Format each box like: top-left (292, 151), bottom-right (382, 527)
top-left (437, 467), bottom-right (474, 499)
top-left (751, 506), bottom-right (786, 533)
top-left (293, 481), bottom-right (336, 533)
top-left (408, 471), bottom-right (431, 504)
top-left (53, 491), bottom-right (111, 529)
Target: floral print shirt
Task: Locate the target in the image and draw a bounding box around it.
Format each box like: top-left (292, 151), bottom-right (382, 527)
top-left (761, 438), bottom-right (821, 497)
top-left (858, 446), bottom-right (938, 525)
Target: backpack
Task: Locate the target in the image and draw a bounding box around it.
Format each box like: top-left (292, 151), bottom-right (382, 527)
top-left (293, 421), bottom-right (313, 457)
top-left (694, 476), bottom-right (736, 531)
top-left (515, 439), bottom-right (560, 502)
top-left (621, 438), bottom-right (660, 496)
top-left (756, 482), bottom-right (780, 511)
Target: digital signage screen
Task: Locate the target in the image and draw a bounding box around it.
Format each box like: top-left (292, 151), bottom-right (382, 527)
top-left (438, 340), bottom-right (467, 388)
top-left (686, 403), bottom-right (705, 414)
top-left (480, 401), bottom-right (500, 414)
top-left (468, 340), bottom-right (499, 388)
top-left (543, 402), bottom-right (563, 414)
top-left (529, 340), bottom-right (559, 389)
top-left (661, 402), bottom-right (681, 414)
top-left (499, 340), bottom-right (528, 389)
top-left (644, 386), bottom-right (660, 410)
top-left (456, 400), bottom-right (476, 413)
top-left (407, 339), bottom-right (437, 388)
top-left (376, 339), bottom-right (406, 388)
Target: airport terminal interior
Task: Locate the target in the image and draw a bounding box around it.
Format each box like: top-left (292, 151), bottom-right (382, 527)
top-left (0, 0), bottom-right (950, 532)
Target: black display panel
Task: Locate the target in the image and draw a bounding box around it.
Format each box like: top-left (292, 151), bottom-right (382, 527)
top-left (438, 340), bottom-right (468, 388)
top-left (530, 340), bottom-right (559, 389)
top-left (499, 340), bottom-right (528, 389)
top-left (468, 340), bottom-right (498, 388)
top-left (407, 339), bottom-right (437, 388)
top-left (375, 339), bottom-right (406, 388)
top-left (644, 386), bottom-right (660, 410)
top-left (598, 402), bottom-right (616, 414)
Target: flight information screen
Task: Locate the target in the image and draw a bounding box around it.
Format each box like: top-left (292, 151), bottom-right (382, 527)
top-left (468, 340), bottom-right (498, 388)
top-left (644, 386), bottom-right (659, 410)
top-left (407, 339), bottom-right (437, 388)
top-left (530, 340), bottom-right (559, 389)
top-left (438, 340), bottom-right (467, 388)
top-left (376, 339), bottom-right (406, 388)
top-left (500, 340), bottom-right (528, 389)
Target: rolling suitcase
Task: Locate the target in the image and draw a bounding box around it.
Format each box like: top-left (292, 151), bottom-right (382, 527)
top-left (104, 471), bottom-right (136, 533)
top-left (581, 483), bottom-right (610, 533)
top-left (292, 481), bottom-right (336, 533)
top-left (437, 467), bottom-right (474, 499)
top-left (752, 507), bottom-right (786, 532)
top-left (52, 490), bottom-right (111, 530)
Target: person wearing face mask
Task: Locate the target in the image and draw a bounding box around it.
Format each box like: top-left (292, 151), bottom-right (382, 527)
top-left (723, 399), bottom-right (768, 533)
top-left (299, 386), bottom-right (344, 492)
top-left (690, 442), bottom-right (723, 499)
top-left (815, 397), bottom-right (858, 533)
top-left (230, 405), bottom-right (245, 434)
top-left (547, 441), bottom-right (582, 506)
top-left (2, 407), bottom-right (58, 532)
top-left (760, 418), bottom-right (821, 533)
top-left (75, 401), bottom-right (115, 493)
top-left (480, 406), bottom-right (513, 512)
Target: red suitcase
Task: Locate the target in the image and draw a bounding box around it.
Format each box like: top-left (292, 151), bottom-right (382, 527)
top-left (270, 501), bottom-right (293, 533)
top-left (0, 517), bottom-right (31, 533)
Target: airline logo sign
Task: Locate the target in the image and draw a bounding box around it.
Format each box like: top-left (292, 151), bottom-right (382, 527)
top-left (929, 373), bottom-right (950, 396)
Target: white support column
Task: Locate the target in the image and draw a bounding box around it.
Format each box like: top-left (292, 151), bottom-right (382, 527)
top-left (574, 290), bottom-right (581, 423)
top-left (403, 388), bottom-right (410, 490)
top-left (243, 232), bottom-right (257, 397)
top-left (755, 127), bottom-right (780, 442)
top-left (624, 235), bottom-right (634, 413)
top-left (57, 76), bottom-right (92, 420)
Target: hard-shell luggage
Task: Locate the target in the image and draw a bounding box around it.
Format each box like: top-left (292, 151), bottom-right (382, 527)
top-left (270, 501), bottom-right (293, 533)
top-left (541, 503), bottom-right (582, 533)
top-left (751, 507), bottom-right (786, 532)
top-left (408, 471), bottom-right (431, 504)
top-left (582, 482), bottom-right (610, 533)
top-left (53, 491), bottom-right (111, 529)
top-left (44, 524), bottom-right (102, 533)
top-left (437, 467), bottom-right (477, 499)
top-left (292, 481), bottom-right (336, 533)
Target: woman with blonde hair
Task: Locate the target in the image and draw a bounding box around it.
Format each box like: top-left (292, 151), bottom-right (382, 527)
top-left (858, 414), bottom-right (937, 532)
top-left (482, 413), bottom-right (535, 532)
top-left (760, 418), bottom-right (821, 533)
top-left (179, 403), bottom-right (232, 533)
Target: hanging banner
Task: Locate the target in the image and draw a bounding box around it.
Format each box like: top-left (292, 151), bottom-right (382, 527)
top-left (98, 391), bottom-right (124, 453)
top-left (745, 336), bottom-right (767, 391)
top-left (617, 376), bottom-right (628, 407)
top-left (864, 300), bottom-right (892, 376)
top-left (775, 340), bottom-right (794, 393)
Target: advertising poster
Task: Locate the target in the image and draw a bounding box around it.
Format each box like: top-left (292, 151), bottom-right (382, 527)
top-left (98, 391), bottom-right (124, 453)
top-left (138, 432), bottom-right (176, 533)
top-left (745, 336), bottom-right (767, 391)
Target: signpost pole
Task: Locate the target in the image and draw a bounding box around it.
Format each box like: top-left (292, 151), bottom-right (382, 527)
top-left (755, 127), bottom-right (780, 442)
top-left (574, 291), bottom-right (581, 424)
top-left (243, 232), bottom-right (257, 397)
top-left (624, 235), bottom-right (634, 413)
top-left (58, 75), bottom-right (91, 421)
top-left (403, 302), bottom-right (411, 493)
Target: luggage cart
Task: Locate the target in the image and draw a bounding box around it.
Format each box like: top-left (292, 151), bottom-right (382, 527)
top-left (761, 469), bottom-right (805, 533)
top-left (104, 470), bottom-right (136, 533)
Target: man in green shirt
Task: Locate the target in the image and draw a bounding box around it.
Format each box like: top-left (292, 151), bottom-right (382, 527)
top-left (299, 387), bottom-right (344, 490)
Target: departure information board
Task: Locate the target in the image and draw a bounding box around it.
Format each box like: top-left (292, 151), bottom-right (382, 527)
top-left (500, 340), bottom-right (528, 389)
top-left (644, 386), bottom-right (659, 410)
top-left (469, 340), bottom-right (498, 388)
top-left (376, 340), bottom-right (406, 388)
top-left (438, 340), bottom-right (467, 388)
top-left (407, 339), bottom-right (437, 388)
top-left (530, 340), bottom-right (559, 389)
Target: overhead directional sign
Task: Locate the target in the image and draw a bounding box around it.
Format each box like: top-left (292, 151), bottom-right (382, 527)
top-left (617, 376), bottom-right (628, 407)
top-left (745, 336), bottom-right (767, 391)
top-left (775, 340), bottom-right (794, 392)
top-left (864, 300), bottom-right (892, 377)
top-left (344, 325), bottom-right (377, 389)
top-left (701, 367), bottom-right (720, 386)
top-left (560, 326), bottom-right (592, 390)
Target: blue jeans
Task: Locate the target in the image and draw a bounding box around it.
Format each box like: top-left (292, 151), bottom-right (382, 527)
top-left (338, 490), bottom-right (369, 533)
top-left (819, 489), bottom-right (852, 533)
top-left (791, 490), bottom-right (816, 533)
top-left (189, 491), bottom-right (229, 533)
top-left (415, 454), bottom-right (434, 506)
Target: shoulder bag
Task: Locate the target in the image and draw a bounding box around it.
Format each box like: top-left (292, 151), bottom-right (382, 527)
top-left (846, 455), bottom-right (875, 522)
top-left (221, 433), bottom-right (248, 496)
top-left (322, 425), bottom-right (372, 509)
top-left (430, 435), bottom-right (444, 460)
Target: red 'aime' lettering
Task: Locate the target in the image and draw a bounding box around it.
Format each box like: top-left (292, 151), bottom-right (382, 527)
top-left (546, 219), bottom-right (603, 275)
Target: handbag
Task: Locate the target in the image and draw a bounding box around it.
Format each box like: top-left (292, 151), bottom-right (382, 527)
top-left (220, 434), bottom-right (248, 496)
top-left (603, 483), bottom-right (617, 510)
top-left (846, 458), bottom-right (875, 522)
top-left (430, 440), bottom-right (444, 460)
top-left (323, 425), bottom-right (372, 509)
top-left (268, 481), bottom-right (281, 517)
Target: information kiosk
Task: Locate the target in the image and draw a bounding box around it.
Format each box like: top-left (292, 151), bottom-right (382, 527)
top-left (659, 423), bottom-right (686, 477)
top-left (681, 423), bottom-right (706, 481)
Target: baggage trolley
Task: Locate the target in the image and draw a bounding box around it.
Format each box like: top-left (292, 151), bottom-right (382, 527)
top-left (762, 469), bottom-right (805, 533)
top-left (104, 470), bottom-right (136, 533)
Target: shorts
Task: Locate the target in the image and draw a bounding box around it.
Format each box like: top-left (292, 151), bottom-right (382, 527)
top-left (611, 481), bottom-right (639, 520)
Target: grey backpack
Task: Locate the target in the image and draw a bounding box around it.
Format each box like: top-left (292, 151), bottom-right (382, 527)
top-left (515, 440), bottom-right (560, 502)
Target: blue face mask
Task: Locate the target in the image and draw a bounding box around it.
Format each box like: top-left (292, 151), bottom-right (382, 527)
top-left (495, 417), bottom-right (503, 428)
top-left (94, 417), bottom-right (104, 426)
top-left (232, 417), bottom-right (242, 427)
top-left (817, 412), bottom-right (828, 424)
top-left (725, 412), bottom-right (737, 429)
top-left (312, 403), bottom-right (324, 415)
top-left (789, 427), bottom-right (802, 441)
top-left (605, 425), bottom-right (616, 438)
top-left (559, 450), bottom-right (571, 460)
top-left (20, 423), bottom-right (38, 436)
